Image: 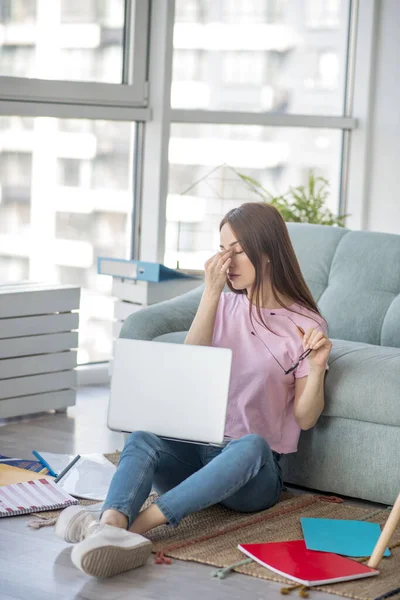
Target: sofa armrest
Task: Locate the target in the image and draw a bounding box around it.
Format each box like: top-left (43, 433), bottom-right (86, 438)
top-left (119, 284), bottom-right (204, 341)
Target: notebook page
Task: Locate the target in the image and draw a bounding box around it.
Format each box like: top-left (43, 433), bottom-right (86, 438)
top-left (0, 478), bottom-right (77, 516)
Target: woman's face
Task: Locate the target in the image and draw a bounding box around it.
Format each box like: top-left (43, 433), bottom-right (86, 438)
top-left (219, 223), bottom-right (256, 291)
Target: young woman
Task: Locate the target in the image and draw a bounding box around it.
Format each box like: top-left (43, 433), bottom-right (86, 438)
top-left (55, 202), bottom-right (332, 578)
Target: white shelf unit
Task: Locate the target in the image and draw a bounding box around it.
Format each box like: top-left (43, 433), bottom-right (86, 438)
top-left (0, 283), bottom-right (80, 418)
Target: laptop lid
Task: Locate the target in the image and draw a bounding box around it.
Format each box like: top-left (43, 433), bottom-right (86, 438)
top-left (108, 338), bottom-right (233, 445)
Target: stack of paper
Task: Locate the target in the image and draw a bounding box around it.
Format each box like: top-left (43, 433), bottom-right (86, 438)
top-left (0, 282), bottom-right (80, 418)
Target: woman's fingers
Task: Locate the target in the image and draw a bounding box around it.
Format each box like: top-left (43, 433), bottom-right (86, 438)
top-left (303, 328), bottom-right (332, 354)
top-left (216, 250), bottom-right (233, 271)
top-left (308, 331), bottom-right (324, 349)
top-left (205, 249), bottom-right (230, 271)
top-left (220, 257), bottom-right (232, 272)
top-left (210, 252), bottom-right (222, 267)
top-left (312, 338), bottom-right (328, 351)
top-left (303, 329), bottom-right (324, 349)
top-left (303, 328), bottom-right (314, 348)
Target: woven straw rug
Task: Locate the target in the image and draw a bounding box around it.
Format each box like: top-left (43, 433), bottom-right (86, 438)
top-left (32, 452), bottom-right (400, 600)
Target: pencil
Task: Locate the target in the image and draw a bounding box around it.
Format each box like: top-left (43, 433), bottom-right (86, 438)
top-left (54, 455), bottom-right (81, 484)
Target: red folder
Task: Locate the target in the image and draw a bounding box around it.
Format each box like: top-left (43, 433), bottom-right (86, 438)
top-left (238, 540), bottom-right (379, 586)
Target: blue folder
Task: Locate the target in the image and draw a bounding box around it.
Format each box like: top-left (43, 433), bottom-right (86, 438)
top-left (97, 257), bottom-right (201, 283)
top-left (301, 517), bottom-right (391, 558)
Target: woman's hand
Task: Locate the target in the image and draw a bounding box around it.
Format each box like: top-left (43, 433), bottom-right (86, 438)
top-left (204, 250), bottom-right (233, 295)
top-left (299, 328), bottom-right (332, 371)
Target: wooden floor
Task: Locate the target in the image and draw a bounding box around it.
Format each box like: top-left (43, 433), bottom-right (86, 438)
top-left (0, 385), bottom-right (377, 600)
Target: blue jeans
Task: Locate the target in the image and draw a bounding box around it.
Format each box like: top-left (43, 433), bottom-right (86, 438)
top-left (102, 431), bottom-right (283, 528)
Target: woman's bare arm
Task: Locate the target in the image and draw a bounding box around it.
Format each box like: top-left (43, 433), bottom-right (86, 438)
top-left (293, 369), bottom-right (325, 430)
top-left (185, 249), bottom-right (232, 346)
top-left (293, 327), bottom-right (331, 429)
top-left (184, 289), bottom-right (221, 346)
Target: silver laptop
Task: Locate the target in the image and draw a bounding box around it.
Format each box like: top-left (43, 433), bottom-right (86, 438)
top-left (108, 338), bottom-right (233, 445)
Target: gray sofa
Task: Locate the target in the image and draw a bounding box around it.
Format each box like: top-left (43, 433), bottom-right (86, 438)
top-left (120, 223), bottom-right (400, 505)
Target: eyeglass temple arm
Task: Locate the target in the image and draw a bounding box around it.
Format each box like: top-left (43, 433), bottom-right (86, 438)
top-left (250, 331), bottom-right (287, 374)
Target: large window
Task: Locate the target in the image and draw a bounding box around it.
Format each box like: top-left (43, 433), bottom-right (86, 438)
top-left (0, 1), bottom-right (364, 373)
top-left (0, 116), bottom-right (135, 364)
top-left (171, 0), bottom-right (350, 114)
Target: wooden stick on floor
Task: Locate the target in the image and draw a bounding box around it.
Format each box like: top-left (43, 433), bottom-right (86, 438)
top-left (367, 492), bottom-right (400, 569)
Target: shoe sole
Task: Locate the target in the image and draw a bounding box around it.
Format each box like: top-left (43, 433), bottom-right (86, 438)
top-left (74, 540), bottom-right (153, 578)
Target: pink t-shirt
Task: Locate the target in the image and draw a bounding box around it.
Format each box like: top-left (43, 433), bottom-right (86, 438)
top-left (212, 292), bottom-right (328, 454)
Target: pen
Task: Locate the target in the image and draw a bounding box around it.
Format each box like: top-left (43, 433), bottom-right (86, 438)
top-left (54, 455), bottom-right (81, 483)
top-left (32, 450), bottom-right (58, 477)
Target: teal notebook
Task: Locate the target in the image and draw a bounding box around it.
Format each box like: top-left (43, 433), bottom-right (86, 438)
top-left (301, 517), bottom-right (391, 558)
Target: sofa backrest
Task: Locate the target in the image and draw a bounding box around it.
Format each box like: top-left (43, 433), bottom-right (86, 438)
top-left (287, 223), bottom-right (400, 347)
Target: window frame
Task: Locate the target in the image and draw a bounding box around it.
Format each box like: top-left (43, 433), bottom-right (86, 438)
top-left (0, 0), bottom-right (150, 114)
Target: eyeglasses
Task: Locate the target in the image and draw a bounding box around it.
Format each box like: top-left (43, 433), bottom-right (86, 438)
top-left (250, 313), bottom-right (312, 375)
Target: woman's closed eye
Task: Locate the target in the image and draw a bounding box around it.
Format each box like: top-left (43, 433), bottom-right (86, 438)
top-left (234, 250), bottom-right (244, 255)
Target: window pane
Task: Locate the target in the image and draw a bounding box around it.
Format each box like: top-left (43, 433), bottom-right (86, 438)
top-left (0, 0), bottom-right (124, 83)
top-left (172, 0), bottom-right (349, 115)
top-left (0, 116), bottom-right (135, 364)
top-left (166, 123), bottom-right (342, 270)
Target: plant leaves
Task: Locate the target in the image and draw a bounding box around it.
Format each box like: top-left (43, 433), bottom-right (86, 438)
top-left (240, 169), bottom-right (349, 227)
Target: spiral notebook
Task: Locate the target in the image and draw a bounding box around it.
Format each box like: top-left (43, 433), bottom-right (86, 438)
top-left (0, 478), bottom-right (78, 517)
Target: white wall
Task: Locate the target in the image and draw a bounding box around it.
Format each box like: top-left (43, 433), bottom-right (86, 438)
top-left (367, 0), bottom-right (400, 233)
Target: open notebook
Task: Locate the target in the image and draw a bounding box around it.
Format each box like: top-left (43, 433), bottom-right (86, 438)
top-left (0, 478), bottom-right (78, 517)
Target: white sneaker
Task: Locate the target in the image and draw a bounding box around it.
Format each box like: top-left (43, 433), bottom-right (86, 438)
top-left (55, 505), bottom-right (98, 543)
top-left (70, 525), bottom-right (153, 578)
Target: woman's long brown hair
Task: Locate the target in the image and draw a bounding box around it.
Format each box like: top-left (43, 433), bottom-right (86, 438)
top-left (219, 202), bottom-right (325, 331)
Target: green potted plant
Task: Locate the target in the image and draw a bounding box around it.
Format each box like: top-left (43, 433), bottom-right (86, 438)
top-left (239, 170), bottom-right (348, 227)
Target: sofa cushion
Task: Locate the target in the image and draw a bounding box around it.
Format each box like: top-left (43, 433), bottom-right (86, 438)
top-left (286, 223), bottom-right (348, 303)
top-left (324, 339), bottom-right (400, 426)
top-left (319, 231), bottom-right (400, 346)
top-left (287, 224), bottom-right (400, 347)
